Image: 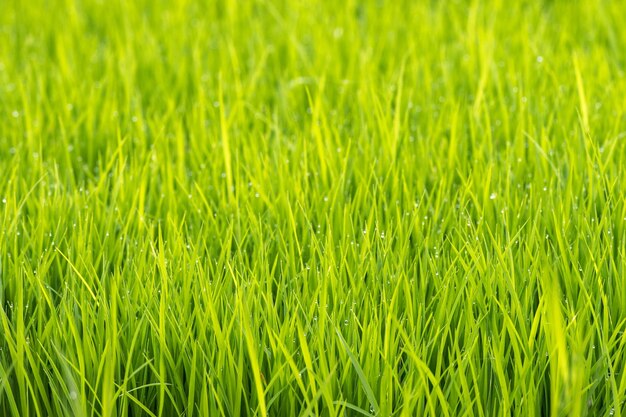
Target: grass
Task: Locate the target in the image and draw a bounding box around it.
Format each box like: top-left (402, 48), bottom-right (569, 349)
top-left (1, 0), bottom-right (626, 416)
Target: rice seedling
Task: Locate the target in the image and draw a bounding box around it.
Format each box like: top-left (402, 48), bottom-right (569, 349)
top-left (1, 0), bottom-right (626, 416)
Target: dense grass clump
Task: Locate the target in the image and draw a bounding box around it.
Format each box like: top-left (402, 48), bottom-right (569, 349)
top-left (1, 0), bottom-right (626, 416)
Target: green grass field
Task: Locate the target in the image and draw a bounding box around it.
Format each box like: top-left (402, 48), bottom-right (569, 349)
top-left (1, 0), bottom-right (626, 416)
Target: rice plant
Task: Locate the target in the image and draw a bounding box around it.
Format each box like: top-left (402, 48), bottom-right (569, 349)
top-left (1, 0), bottom-right (626, 416)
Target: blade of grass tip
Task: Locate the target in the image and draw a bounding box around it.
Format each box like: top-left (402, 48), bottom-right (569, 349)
top-left (334, 327), bottom-right (379, 415)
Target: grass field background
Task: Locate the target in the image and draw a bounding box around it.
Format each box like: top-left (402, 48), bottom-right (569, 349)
top-left (1, 0), bottom-right (626, 416)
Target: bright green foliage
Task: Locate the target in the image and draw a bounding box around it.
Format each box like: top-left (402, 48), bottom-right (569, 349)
top-left (1, 0), bottom-right (626, 416)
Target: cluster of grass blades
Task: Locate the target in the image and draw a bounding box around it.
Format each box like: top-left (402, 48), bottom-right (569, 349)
top-left (1, 0), bottom-right (626, 416)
